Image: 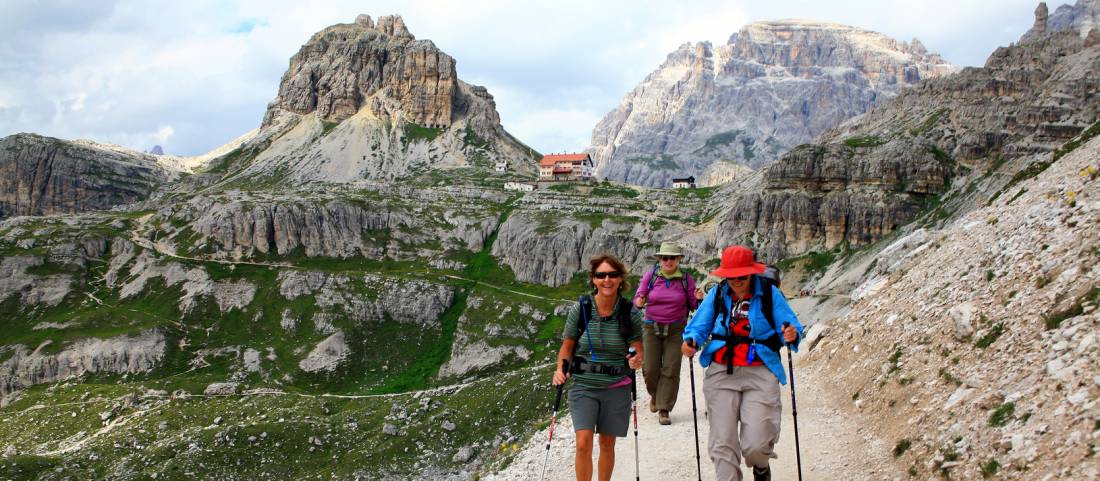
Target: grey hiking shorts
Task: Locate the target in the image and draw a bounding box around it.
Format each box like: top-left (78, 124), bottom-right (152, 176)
top-left (568, 384), bottom-right (632, 437)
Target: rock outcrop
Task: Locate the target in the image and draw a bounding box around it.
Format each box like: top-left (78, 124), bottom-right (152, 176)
top-left (588, 20), bottom-right (955, 187)
top-left (278, 270), bottom-right (454, 327)
top-left (149, 188), bottom-right (499, 262)
top-left (715, 6), bottom-right (1100, 260)
top-left (717, 138), bottom-right (950, 257)
top-left (0, 134), bottom-right (173, 219)
top-left (1024, 0), bottom-right (1099, 42)
top-left (298, 331), bottom-right (351, 373)
top-left (0, 255), bottom-right (73, 307)
top-left (0, 330), bottom-right (166, 397)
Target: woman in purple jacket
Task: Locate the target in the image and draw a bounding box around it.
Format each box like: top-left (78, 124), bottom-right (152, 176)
top-left (633, 242), bottom-right (704, 425)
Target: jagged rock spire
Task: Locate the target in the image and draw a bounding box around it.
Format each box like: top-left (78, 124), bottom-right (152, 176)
top-left (1034, 2), bottom-right (1050, 37)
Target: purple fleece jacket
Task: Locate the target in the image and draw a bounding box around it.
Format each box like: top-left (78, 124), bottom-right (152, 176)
top-left (633, 269), bottom-right (698, 323)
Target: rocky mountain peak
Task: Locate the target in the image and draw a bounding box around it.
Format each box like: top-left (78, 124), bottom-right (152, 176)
top-left (1033, 2), bottom-right (1050, 38)
top-left (1023, 0), bottom-right (1099, 41)
top-left (729, 19), bottom-right (951, 85)
top-left (211, 14), bottom-right (535, 184)
top-left (352, 14), bottom-right (414, 38)
top-left (261, 14), bottom-right (452, 129)
top-left (588, 19), bottom-right (955, 187)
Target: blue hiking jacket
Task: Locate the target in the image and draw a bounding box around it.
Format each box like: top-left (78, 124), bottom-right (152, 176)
top-left (682, 276), bottom-right (803, 385)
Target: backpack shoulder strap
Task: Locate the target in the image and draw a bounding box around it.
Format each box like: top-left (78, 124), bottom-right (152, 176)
top-left (616, 297), bottom-right (634, 345)
top-left (577, 295), bottom-right (592, 337)
top-left (759, 277), bottom-right (778, 332)
top-left (681, 274), bottom-right (692, 313)
top-left (574, 295), bottom-right (593, 358)
top-left (713, 281), bottom-right (728, 323)
top-left (646, 263), bottom-right (660, 291)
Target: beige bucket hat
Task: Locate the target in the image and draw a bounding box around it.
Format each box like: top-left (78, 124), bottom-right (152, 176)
top-left (653, 241), bottom-right (684, 258)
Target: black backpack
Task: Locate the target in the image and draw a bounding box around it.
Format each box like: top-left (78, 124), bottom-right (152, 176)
top-left (713, 265), bottom-right (782, 329)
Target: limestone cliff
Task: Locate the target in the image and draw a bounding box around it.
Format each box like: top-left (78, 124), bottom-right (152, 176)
top-left (588, 20), bottom-right (955, 187)
top-left (715, 7), bottom-right (1100, 260)
top-left (0, 134), bottom-right (174, 219)
top-left (0, 330), bottom-right (166, 399)
top-left (262, 14), bottom-right (454, 129)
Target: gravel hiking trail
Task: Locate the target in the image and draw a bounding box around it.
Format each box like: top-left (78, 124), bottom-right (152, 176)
top-left (485, 352), bottom-right (904, 480)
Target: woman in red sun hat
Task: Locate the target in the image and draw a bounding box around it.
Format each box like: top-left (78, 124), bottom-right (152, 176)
top-left (681, 245), bottom-right (802, 481)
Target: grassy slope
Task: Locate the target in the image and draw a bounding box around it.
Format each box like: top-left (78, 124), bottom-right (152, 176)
top-left (0, 172), bottom-right (730, 479)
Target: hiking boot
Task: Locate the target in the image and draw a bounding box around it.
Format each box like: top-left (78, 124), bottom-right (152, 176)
top-left (658, 410), bottom-right (671, 425)
top-left (649, 397), bottom-right (657, 413)
top-left (752, 466), bottom-right (770, 481)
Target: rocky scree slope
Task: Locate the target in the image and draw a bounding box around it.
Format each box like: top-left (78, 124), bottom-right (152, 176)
top-left (711, 3), bottom-right (1100, 262)
top-left (588, 19), bottom-right (954, 187)
top-left (799, 128), bottom-right (1100, 480)
top-left (215, 14), bottom-right (538, 186)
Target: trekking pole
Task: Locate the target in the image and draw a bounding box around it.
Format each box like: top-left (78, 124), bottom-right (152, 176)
top-left (539, 360), bottom-right (569, 481)
top-left (627, 347), bottom-right (640, 481)
top-left (782, 322), bottom-right (804, 481)
top-left (686, 339), bottom-right (703, 481)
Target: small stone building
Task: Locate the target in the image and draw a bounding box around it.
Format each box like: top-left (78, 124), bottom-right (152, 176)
top-left (672, 176), bottom-right (696, 189)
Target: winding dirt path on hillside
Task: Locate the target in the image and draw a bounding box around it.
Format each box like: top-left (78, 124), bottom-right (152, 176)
top-left (485, 354), bottom-right (902, 481)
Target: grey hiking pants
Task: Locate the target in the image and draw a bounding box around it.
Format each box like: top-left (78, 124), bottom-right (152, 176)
top-left (642, 321), bottom-right (685, 411)
top-left (702, 363), bottom-right (782, 481)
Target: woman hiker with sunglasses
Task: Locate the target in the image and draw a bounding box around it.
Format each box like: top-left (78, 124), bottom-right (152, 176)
top-left (553, 253), bottom-right (644, 481)
top-left (633, 242), bottom-right (704, 425)
top-left (681, 245), bottom-right (802, 481)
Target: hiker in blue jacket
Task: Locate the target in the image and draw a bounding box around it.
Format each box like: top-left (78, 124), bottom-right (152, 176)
top-left (681, 245), bottom-right (803, 481)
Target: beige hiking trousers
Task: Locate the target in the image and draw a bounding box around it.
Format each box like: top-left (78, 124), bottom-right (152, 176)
top-left (702, 363), bottom-right (782, 481)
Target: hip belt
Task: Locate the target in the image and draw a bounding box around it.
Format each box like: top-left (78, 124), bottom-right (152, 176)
top-left (569, 356), bottom-right (631, 377)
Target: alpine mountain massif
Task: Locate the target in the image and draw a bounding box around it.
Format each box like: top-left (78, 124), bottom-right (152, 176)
top-left (0, 3), bottom-right (1098, 480)
top-left (588, 20), bottom-right (955, 187)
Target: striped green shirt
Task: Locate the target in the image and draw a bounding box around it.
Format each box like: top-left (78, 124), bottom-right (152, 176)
top-left (563, 297), bottom-right (644, 388)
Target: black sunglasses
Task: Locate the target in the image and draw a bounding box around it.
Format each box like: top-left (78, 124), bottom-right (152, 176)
top-left (659, 255), bottom-right (680, 261)
top-left (728, 275), bottom-right (750, 281)
top-left (593, 271), bottom-right (623, 279)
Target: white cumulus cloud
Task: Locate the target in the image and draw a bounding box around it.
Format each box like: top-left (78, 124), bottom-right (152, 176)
top-left (0, 0), bottom-right (1065, 156)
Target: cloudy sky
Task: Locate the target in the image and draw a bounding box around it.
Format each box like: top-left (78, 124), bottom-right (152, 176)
top-left (0, 0), bottom-right (1063, 157)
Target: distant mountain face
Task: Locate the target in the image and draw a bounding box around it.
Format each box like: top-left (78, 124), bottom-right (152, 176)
top-left (588, 20), bottom-right (955, 187)
top-left (225, 14), bottom-right (537, 185)
top-left (714, 2), bottom-right (1100, 261)
top-left (0, 134), bottom-right (173, 219)
top-left (1023, 0), bottom-right (1100, 42)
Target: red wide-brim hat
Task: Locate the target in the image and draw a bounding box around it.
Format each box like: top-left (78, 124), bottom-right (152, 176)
top-left (710, 245), bottom-right (767, 278)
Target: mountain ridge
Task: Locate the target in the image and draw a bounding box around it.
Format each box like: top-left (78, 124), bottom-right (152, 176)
top-left (587, 19), bottom-right (955, 187)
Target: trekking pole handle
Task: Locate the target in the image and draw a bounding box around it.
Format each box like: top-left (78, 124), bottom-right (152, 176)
top-left (552, 359), bottom-right (569, 409)
top-left (782, 322), bottom-right (792, 346)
